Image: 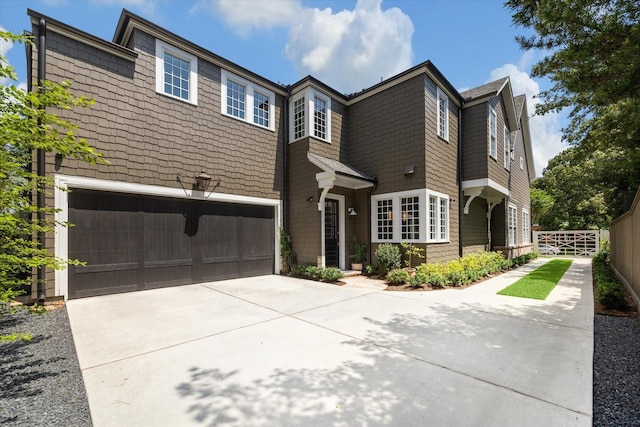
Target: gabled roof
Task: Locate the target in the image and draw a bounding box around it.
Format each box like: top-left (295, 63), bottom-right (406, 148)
top-left (307, 153), bottom-right (375, 189)
top-left (112, 9), bottom-right (288, 96)
top-left (27, 9), bottom-right (138, 62)
top-left (461, 77), bottom-right (519, 131)
top-left (289, 60), bottom-right (465, 108)
top-left (460, 77), bottom-right (509, 102)
top-left (513, 94), bottom-right (536, 180)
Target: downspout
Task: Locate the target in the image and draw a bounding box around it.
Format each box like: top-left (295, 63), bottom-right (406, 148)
top-left (457, 103), bottom-right (463, 257)
top-left (367, 179), bottom-right (378, 268)
top-left (36, 18), bottom-right (46, 303)
top-left (283, 86), bottom-right (291, 232)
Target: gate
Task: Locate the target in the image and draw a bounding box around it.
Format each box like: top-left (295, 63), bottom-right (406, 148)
top-left (533, 230), bottom-right (609, 256)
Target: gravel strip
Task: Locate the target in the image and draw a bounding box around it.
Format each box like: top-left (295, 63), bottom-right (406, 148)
top-left (0, 307), bottom-right (91, 427)
top-left (1, 304), bottom-right (639, 426)
top-left (593, 313), bottom-right (640, 427)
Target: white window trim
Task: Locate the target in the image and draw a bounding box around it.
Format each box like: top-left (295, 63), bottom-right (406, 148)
top-left (437, 87), bottom-right (449, 142)
top-left (220, 69), bottom-right (275, 131)
top-left (508, 203), bottom-right (518, 246)
top-left (289, 87), bottom-right (332, 143)
top-left (370, 189), bottom-right (449, 243)
top-left (155, 39), bottom-right (198, 105)
top-left (489, 108), bottom-right (497, 159)
top-left (522, 208), bottom-right (530, 244)
top-left (504, 125), bottom-right (511, 170)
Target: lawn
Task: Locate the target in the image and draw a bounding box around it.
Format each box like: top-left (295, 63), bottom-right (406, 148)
top-left (497, 259), bottom-right (573, 300)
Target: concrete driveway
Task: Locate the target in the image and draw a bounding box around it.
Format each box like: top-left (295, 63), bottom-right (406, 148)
top-left (67, 257), bottom-right (593, 427)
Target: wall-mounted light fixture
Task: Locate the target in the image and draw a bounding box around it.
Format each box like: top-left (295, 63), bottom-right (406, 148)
top-left (348, 207), bottom-right (357, 216)
top-left (194, 170), bottom-right (212, 191)
top-left (307, 196), bottom-right (314, 202)
top-left (177, 170), bottom-right (217, 197)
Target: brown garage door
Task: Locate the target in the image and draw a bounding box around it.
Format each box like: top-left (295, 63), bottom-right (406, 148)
top-left (67, 190), bottom-right (275, 299)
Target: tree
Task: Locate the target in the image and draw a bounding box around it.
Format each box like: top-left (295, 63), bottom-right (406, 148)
top-left (1, 31), bottom-right (105, 328)
top-left (532, 147), bottom-right (612, 229)
top-left (507, 0), bottom-right (640, 215)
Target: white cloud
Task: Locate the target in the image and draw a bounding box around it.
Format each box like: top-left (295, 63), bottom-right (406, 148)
top-left (285, 0), bottom-right (413, 93)
top-left (200, 0), bottom-right (414, 94)
top-left (0, 26), bottom-right (13, 57)
top-left (192, 0), bottom-right (302, 36)
top-left (488, 63), bottom-right (566, 177)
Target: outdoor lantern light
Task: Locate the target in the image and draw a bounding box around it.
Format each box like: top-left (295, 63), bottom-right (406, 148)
top-left (194, 170), bottom-right (212, 191)
top-left (348, 207), bottom-right (357, 216)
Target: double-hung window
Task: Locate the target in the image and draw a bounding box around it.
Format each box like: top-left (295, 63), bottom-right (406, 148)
top-left (428, 192), bottom-right (449, 243)
top-left (522, 209), bottom-right (530, 244)
top-left (290, 88), bottom-right (332, 143)
top-left (376, 199), bottom-right (394, 241)
top-left (508, 203), bottom-right (518, 246)
top-left (155, 40), bottom-right (198, 105)
top-left (504, 126), bottom-right (511, 170)
top-left (401, 196), bottom-right (420, 240)
top-left (489, 108), bottom-right (497, 159)
top-left (437, 88), bottom-right (449, 141)
top-left (314, 96), bottom-right (327, 140)
top-left (221, 70), bottom-right (275, 131)
top-left (371, 190), bottom-right (447, 243)
top-left (226, 80), bottom-right (245, 119)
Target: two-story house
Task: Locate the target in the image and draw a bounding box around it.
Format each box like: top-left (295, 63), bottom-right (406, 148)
top-left (24, 9), bottom-right (534, 300)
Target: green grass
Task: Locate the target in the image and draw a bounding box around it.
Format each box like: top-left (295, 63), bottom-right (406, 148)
top-left (497, 259), bottom-right (573, 300)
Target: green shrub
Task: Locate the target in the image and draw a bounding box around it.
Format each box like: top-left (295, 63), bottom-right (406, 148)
top-left (321, 267), bottom-right (344, 282)
top-left (289, 265), bottom-right (344, 282)
top-left (409, 271), bottom-right (427, 288)
top-left (386, 268), bottom-right (411, 284)
top-left (593, 248), bottom-right (628, 310)
top-left (375, 243), bottom-right (401, 274)
top-left (364, 265), bottom-right (375, 275)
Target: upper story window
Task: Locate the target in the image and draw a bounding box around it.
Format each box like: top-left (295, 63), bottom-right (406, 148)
top-left (253, 91), bottom-right (270, 127)
top-left (504, 126), bottom-right (511, 170)
top-left (293, 97), bottom-right (305, 139)
top-left (155, 40), bottom-right (198, 105)
top-left (371, 189), bottom-right (448, 243)
top-left (489, 108), bottom-right (497, 159)
top-left (221, 70), bottom-right (275, 131)
top-left (289, 88), bottom-right (332, 143)
top-left (226, 80), bottom-right (245, 119)
top-left (314, 96), bottom-right (327, 140)
top-left (437, 88), bottom-right (449, 141)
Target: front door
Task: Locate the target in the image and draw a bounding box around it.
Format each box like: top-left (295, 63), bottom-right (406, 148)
top-left (324, 199), bottom-right (339, 267)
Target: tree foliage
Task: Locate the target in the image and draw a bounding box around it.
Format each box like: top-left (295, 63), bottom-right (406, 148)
top-left (507, 0), bottom-right (640, 218)
top-left (0, 31), bottom-right (105, 308)
top-left (532, 147), bottom-right (614, 229)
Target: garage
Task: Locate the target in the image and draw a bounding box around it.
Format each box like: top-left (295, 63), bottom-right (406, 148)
top-left (67, 189), bottom-right (275, 299)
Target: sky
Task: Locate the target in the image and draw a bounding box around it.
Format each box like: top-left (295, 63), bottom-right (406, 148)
top-left (0, 0), bottom-right (569, 176)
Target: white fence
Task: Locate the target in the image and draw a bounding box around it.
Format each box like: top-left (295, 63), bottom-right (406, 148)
top-left (533, 230), bottom-right (609, 256)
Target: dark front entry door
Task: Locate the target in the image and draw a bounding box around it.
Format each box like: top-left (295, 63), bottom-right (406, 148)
top-left (324, 199), bottom-right (339, 267)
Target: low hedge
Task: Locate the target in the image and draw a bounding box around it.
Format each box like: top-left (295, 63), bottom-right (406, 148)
top-left (593, 248), bottom-right (629, 310)
top-left (289, 265), bottom-right (344, 282)
top-left (409, 251), bottom-right (538, 288)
